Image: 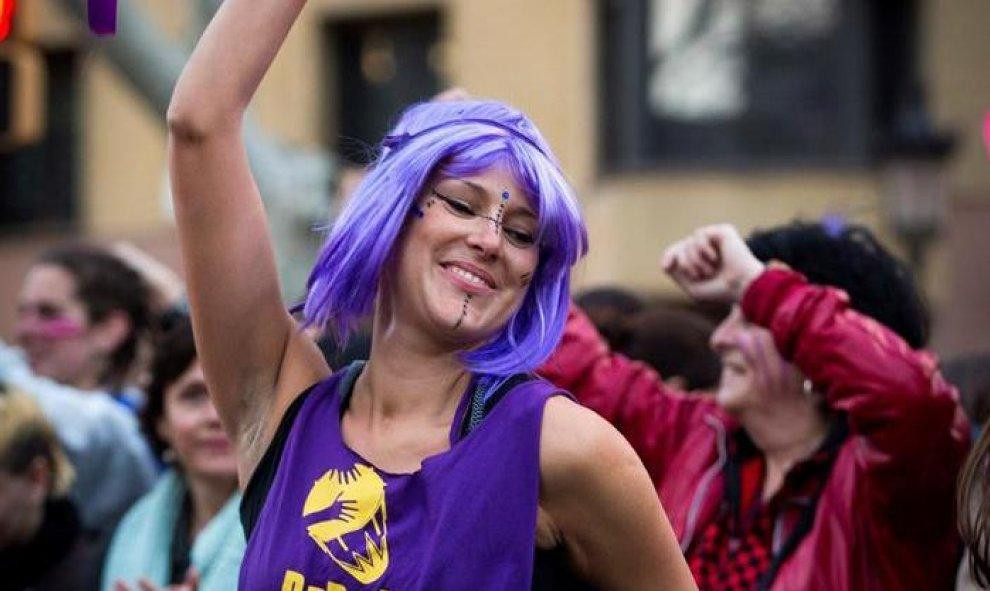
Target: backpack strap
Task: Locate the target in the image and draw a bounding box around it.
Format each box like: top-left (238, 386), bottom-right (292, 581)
top-left (458, 373), bottom-right (535, 439)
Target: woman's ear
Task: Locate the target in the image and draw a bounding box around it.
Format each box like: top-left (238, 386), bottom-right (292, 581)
top-left (91, 310), bottom-right (133, 353)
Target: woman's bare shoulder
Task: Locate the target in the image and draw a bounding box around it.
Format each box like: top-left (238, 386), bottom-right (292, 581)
top-left (539, 395), bottom-right (645, 490)
top-left (537, 395), bottom-right (697, 589)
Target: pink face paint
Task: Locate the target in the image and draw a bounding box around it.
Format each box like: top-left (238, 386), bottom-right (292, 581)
top-left (88, 0), bottom-right (117, 35)
top-left (733, 328), bottom-right (797, 398)
top-left (19, 316), bottom-right (86, 340)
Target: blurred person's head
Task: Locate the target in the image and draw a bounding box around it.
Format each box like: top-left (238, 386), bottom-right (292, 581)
top-left (0, 387), bottom-right (74, 549)
top-left (625, 305), bottom-right (721, 391)
top-left (711, 221), bottom-right (925, 418)
top-left (142, 317), bottom-right (237, 485)
top-left (15, 245), bottom-right (152, 391)
top-left (575, 288), bottom-right (644, 354)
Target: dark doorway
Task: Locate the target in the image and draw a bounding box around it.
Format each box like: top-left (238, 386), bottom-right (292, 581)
top-left (0, 48), bottom-right (80, 233)
top-left (324, 11), bottom-right (444, 164)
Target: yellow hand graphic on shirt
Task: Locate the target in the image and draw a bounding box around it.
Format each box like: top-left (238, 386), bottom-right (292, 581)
top-left (302, 463), bottom-right (389, 584)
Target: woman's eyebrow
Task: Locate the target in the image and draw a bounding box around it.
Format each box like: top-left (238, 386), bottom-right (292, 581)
top-left (453, 179), bottom-right (486, 197)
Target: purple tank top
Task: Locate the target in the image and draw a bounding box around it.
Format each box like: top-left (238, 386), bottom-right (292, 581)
top-left (239, 364), bottom-right (562, 590)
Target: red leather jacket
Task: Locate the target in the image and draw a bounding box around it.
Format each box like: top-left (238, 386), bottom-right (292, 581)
top-left (539, 268), bottom-right (969, 590)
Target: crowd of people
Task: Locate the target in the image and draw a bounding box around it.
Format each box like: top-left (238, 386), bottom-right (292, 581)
top-left (2, 0), bottom-right (989, 589)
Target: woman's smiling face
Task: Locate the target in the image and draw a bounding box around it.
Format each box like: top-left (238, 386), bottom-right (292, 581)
top-left (385, 166), bottom-right (540, 347)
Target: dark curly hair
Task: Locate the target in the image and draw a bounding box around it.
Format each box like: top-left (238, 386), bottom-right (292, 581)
top-left (746, 221), bottom-right (929, 348)
top-left (38, 245), bottom-right (152, 389)
top-left (141, 315), bottom-right (197, 461)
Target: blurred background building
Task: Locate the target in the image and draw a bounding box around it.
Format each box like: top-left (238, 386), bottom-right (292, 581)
top-left (1, 0), bottom-right (988, 359)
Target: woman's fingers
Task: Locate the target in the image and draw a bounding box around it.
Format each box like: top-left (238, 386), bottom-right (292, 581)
top-left (687, 233), bottom-right (717, 277)
top-left (137, 579), bottom-right (159, 591)
top-left (698, 230), bottom-right (721, 265)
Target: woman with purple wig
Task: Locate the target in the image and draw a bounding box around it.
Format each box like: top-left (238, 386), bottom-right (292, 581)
top-left (165, 1), bottom-right (695, 589)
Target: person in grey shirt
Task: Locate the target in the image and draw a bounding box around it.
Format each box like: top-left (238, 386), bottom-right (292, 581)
top-left (0, 341), bottom-right (157, 532)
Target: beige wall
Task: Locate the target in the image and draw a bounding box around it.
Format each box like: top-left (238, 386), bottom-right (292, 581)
top-left (7, 0), bottom-right (987, 349)
top-left (926, 0), bottom-right (990, 198)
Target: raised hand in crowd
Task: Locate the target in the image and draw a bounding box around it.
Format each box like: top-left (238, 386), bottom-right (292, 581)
top-left (661, 224), bottom-right (765, 304)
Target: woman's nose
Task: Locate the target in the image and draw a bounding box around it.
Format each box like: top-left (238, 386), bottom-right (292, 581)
top-left (465, 218), bottom-right (503, 258)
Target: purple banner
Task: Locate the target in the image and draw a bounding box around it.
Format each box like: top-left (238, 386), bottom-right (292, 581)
top-left (87, 0), bottom-right (116, 35)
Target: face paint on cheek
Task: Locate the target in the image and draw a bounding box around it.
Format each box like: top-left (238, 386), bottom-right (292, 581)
top-left (453, 294), bottom-right (472, 330)
top-left (410, 198), bottom-right (436, 219)
top-left (737, 330), bottom-right (792, 397)
top-left (520, 272), bottom-right (532, 286)
top-left (23, 316), bottom-right (86, 340)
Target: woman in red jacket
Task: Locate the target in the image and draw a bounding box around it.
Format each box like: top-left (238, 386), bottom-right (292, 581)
top-left (541, 222), bottom-right (969, 590)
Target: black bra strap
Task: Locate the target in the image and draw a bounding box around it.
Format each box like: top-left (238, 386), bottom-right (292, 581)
top-left (458, 373), bottom-right (535, 439)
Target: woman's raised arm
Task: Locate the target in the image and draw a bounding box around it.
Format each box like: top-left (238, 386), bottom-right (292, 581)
top-left (166, 0), bottom-right (328, 484)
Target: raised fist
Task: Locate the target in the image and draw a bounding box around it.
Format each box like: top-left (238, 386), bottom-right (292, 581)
top-left (661, 224), bottom-right (765, 304)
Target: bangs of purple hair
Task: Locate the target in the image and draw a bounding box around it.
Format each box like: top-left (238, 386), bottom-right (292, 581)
top-left (302, 100), bottom-right (588, 376)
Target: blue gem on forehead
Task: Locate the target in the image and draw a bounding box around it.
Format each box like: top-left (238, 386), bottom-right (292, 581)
top-left (501, 190), bottom-right (510, 201)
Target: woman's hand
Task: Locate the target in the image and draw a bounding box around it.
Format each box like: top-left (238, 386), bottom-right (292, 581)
top-left (113, 569), bottom-right (198, 591)
top-left (661, 224), bottom-right (765, 304)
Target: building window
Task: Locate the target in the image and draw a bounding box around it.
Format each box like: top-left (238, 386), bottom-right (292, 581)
top-left (324, 11), bottom-right (444, 165)
top-left (0, 48), bottom-right (80, 232)
top-left (600, 0), bottom-right (922, 171)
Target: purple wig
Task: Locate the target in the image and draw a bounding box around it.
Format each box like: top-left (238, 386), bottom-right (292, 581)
top-left (303, 100), bottom-right (588, 376)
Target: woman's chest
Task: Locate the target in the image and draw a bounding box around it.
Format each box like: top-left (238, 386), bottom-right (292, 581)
top-left (243, 420), bottom-right (545, 590)
top-left (340, 416), bottom-right (454, 475)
